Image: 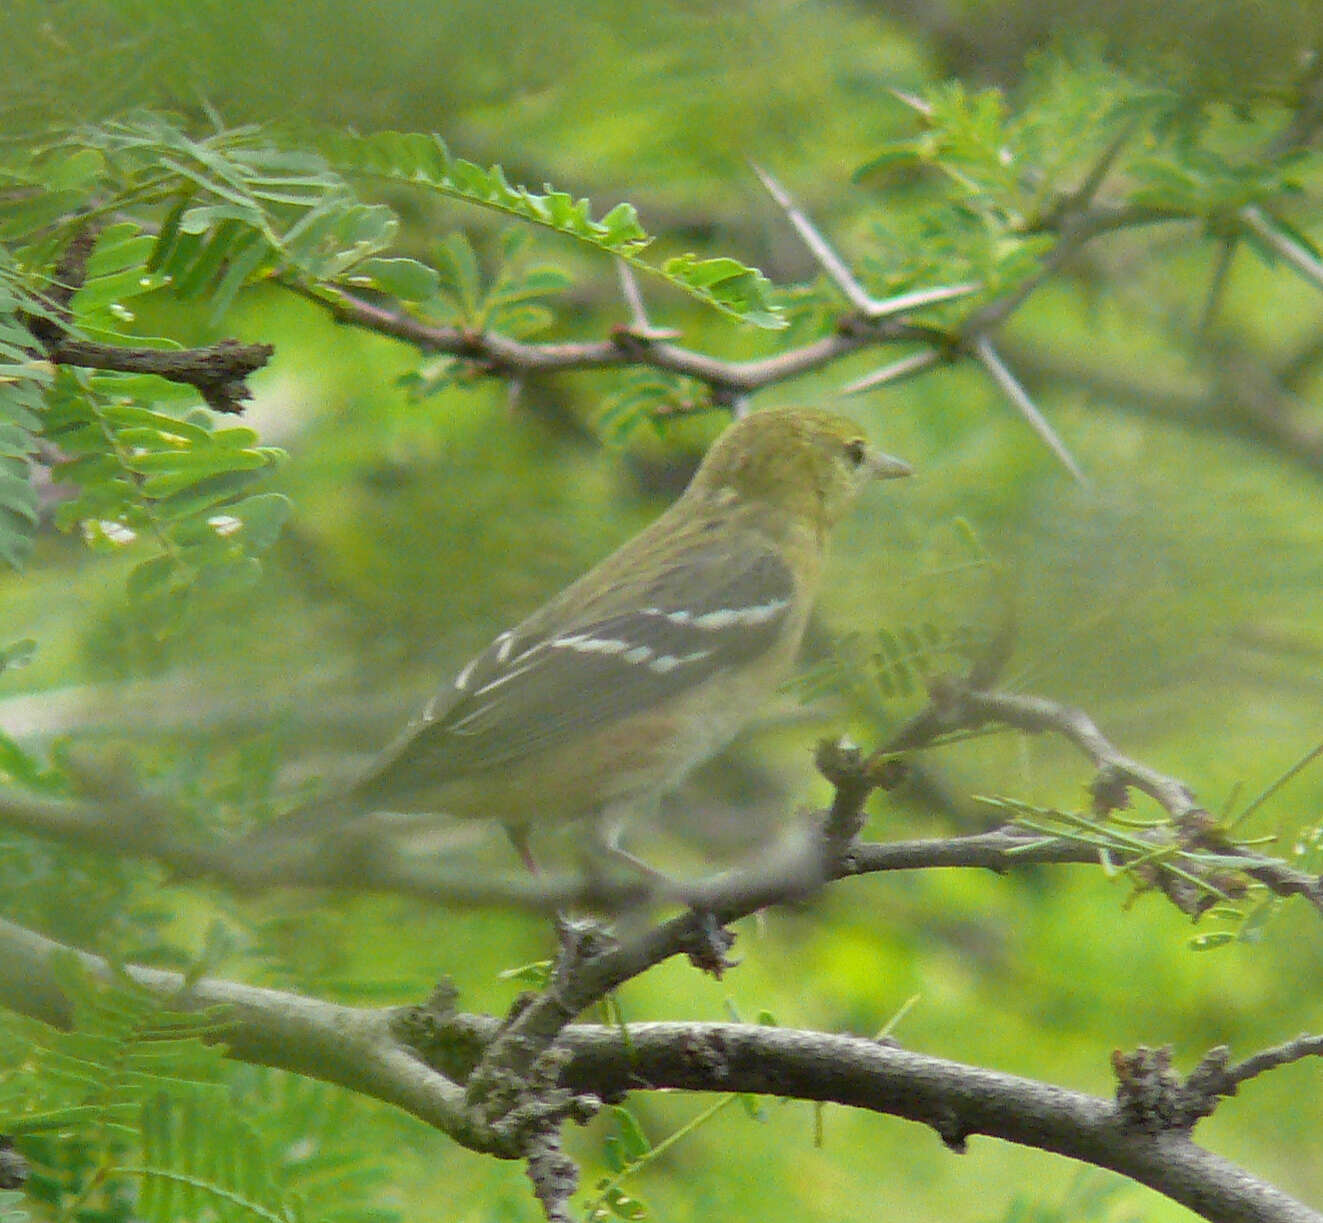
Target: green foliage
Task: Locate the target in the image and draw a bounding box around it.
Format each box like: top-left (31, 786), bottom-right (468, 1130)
top-left (322, 129), bottom-right (783, 327)
top-left (595, 371), bottom-right (712, 442)
top-left (0, 256), bottom-right (48, 570)
top-left (62, 116), bottom-right (380, 320)
top-left (0, 958), bottom-right (228, 1222)
top-left (0, 108), bottom-right (783, 617)
top-left (132, 1094), bottom-right (300, 1223)
top-left (400, 229), bottom-right (574, 397)
top-left (0, 962), bottom-right (395, 1223)
top-left (43, 369), bottom-right (287, 633)
top-left (0, 955), bottom-right (227, 1137)
top-left (231, 1071), bottom-right (401, 1223)
top-left (429, 228), bottom-right (572, 334)
top-left (790, 518), bottom-right (1000, 714)
top-left (852, 52), bottom-right (1323, 326)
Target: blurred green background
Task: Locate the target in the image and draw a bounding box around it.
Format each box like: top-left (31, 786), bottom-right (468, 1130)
top-left (2, 2), bottom-right (1322, 1220)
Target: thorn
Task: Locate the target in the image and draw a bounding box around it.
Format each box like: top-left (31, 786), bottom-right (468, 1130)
top-left (615, 259), bottom-right (647, 330)
top-left (1240, 205), bottom-right (1323, 292)
top-left (864, 282), bottom-right (982, 320)
top-left (750, 163), bottom-right (876, 315)
top-left (972, 337), bottom-right (1088, 486)
top-left (841, 348), bottom-right (941, 394)
top-left (751, 165), bottom-right (976, 324)
top-left (887, 87), bottom-right (933, 118)
top-left (1068, 119), bottom-right (1141, 215)
top-left (613, 259), bottom-right (680, 340)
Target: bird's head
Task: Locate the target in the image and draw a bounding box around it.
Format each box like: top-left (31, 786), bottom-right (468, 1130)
top-left (688, 406), bottom-right (912, 527)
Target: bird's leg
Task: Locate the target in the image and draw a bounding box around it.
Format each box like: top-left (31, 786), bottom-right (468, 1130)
top-left (505, 823), bottom-right (541, 876)
top-left (592, 813), bottom-right (674, 887)
top-left (506, 822), bottom-right (603, 947)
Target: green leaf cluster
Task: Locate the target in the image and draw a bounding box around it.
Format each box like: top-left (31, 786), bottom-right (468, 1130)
top-left (0, 961), bottom-right (395, 1223)
top-left (0, 110), bottom-right (786, 622)
top-left (596, 371), bottom-right (711, 442)
top-left (323, 129), bottom-right (784, 327)
top-left (44, 368), bottom-right (287, 633)
top-left (852, 52), bottom-right (1322, 320)
top-left (0, 255), bottom-right (50, 569)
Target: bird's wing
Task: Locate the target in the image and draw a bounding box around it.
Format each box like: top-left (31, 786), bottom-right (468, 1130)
top-left (354, 543), bottom-right (798, 802)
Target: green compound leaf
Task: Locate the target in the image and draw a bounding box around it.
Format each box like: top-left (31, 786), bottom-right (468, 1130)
top-left (325, 130), bottom-right (784, 328)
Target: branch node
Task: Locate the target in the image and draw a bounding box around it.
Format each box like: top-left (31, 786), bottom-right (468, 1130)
top-left (1090, 765), bottom-right (1133, 816)
top-left (680, 910), bottom-right (738, 978)
top-left (816, 736), bottom-right (878, 848)
top-left (1174, 807), bottom-right (1220, 844)
top-left (425, 977), bottom-right (460, 1020)
top-left (1113, 1044), bottom-right (1182, 1133)
top-left (681, 1027), bottom-right (731, 1082)
top-left (552, 916), bottom-right (616, 984)
top-left (1112, 1043), bottom-right (1233, 1134)
top-left (932, 1107), bottom-right (970, 1153)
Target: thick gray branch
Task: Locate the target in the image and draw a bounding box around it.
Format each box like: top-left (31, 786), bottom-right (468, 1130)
top-left (0, 915), bottom-right (1316, 1223)
top-left (0, 914), bottom-right (476, 1143)
top-left (554, 1021), bottom-right (1321, 1223)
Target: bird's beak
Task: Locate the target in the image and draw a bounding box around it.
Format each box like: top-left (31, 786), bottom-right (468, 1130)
top-left (867, 448), bottom-right (913, 480)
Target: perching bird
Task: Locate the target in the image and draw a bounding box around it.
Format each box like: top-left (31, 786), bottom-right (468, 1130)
top-left (250, 406), bottom-right (910, 870)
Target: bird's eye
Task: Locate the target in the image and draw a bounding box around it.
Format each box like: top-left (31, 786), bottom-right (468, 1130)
top-left (844, 439), bottom-right (867, 467)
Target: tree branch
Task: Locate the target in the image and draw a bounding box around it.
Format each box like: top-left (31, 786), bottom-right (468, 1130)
top-left (552, 1022), bottom-right (1322, 1223)
top-left (273, 192), bottom-right (1192, 444)
top-left (0, 914), bottom-right (1316, 1223)
top-left (27, 227), bottom-right (275, 414)
top-left (0, 914), bottom-right (478, 1143)
top-left (46, 338), bottom-right (275, 414)
top-left (280, 277), bottom-right (942, 398)
top-left (1221, 1033), bottom-right (1323, 1091)
top-left (0, 670), bottom-right (1318, 918)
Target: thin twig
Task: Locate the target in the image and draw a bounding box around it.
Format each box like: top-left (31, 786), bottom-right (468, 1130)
top-left (1221, 1033), bottom-right (1323, 1090)
top-left (282, 277), bottom-right (940, 396)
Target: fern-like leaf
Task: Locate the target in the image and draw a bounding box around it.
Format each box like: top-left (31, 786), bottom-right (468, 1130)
top-left (0, 956), bottom-right (227, 1148)
top-left (0, 260), bottom-right (48, 570)
top-left (129, 1094), bottom-right (302, 1223)
top-left (45, 368), bottom-right (287, 631)
top-left (324, 129), bottom-right (784, 327)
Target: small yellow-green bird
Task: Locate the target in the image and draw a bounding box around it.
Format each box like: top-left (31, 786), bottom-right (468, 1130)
top-left (251, 407), bottom-right (910, 868)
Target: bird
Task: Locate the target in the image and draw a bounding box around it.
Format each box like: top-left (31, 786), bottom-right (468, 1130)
top-left (247, 406), bottom-right (911, 872)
